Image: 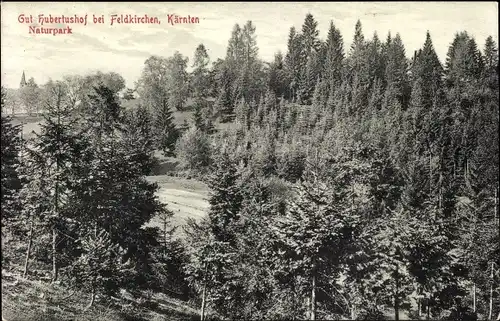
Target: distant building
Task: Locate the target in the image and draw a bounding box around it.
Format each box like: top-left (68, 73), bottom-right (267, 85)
top-left (20, 71), bottom-right (27, 88)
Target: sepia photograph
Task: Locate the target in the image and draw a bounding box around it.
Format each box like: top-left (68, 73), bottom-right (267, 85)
top-left (1, 2), bottom-right (499, 320)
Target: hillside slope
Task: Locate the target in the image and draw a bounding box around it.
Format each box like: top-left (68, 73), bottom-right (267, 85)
top-left (1, 270), bottom-right (199, 321)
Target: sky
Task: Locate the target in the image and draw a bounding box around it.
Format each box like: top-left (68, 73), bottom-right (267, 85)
top-left (1, 2), bottom-right (498, 89)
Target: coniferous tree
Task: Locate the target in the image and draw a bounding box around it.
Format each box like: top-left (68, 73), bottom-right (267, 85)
top-left (324, 21), bottom-right (345, 96)
top-left (215, 63), bottom-right (235, 123)
top-left (1, 86), bottom-right (22, 227)
top-left (231, 21), bottom-right (264, 103)
top-left (411, 32), bottom-right (444, 110)
top-left (482, 35), bottom-right (499, 97)
top-left (301, 13), bottom-right (321, 60)
top-left (348, 20), bottom-right (371, 116)
top-left (274, 165), bottom-right (361, 320)
top-left (298, 14), bottom-right (321, 104)
top-left (383, 33), bottom-right (410, 111)
top-left (193, 101), bottom-right (205, 132)
top-left (268, 51), bottom-right (289, 98)
top-left (299, 52), bottom-right (321, 105)
top-left (122, 104), bottom-right (157, 175)
top-left (20, 81), bottom-right (84, 282)
top-left (285, 27), bottom-right (304, 102)
top-left (367, 32), bottom-right (385, 86)
top-left (69, 86), bottom-right (168, 289)
top-left (234, 98), bottom-right (251, 129)
top-left (123, 88), bottom-right (135, 100)
top-left (155, 99), bottom-right (179, 157)
top-left (187, 151), bottom-right (244, 318)
top-left (68, 229), bottom-right (133, 310)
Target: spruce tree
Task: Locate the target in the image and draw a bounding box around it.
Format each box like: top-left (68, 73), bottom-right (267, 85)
top-left (155, 99), bottom-right (179, 157)
top-left (70, 85), bottom-right (168, 289)
top-left (301, 13), bottom-right (321, 60)
top-left (186, 151), bottom-right (244, 318)
top-left (298, 52), bottom-right (321, 105)
top-left (122, 104), bottom-right (157, 175)
top-left (285, 27), bottom-right (304, 102)
top-left (234, 98), bottom-right (250, 129)
top-left (193, 101), bottom-right (205, 132)
top-left (215, 64), bottom-right (235, 122)
top-left (69, 229), bottom-right (133, 309)
top-left (383, 33), bottom-right (410, 110)
top-left (349, 20), bottom-right (371, 115)
top-left (268, 51), bottom-right (288, 98)
top-left (411, 31), bottom-right (444, 110)
top-left (274, 167), bottom-right (360, 320)
top-left (205, 151), bottom-right (243, 244)
top-left (324, 21), bottom-right (345, 94)
top-left (1, 86), bottom-right (22, 227)
top-left (21, 81), bottom-right (84, 282)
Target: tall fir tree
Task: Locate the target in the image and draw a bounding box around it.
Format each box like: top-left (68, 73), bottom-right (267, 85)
top-left (285, 27), bottom-right (304, 102)
top-left (20, 80), bottom-right (84, 282)
top-left (122, 104), bottom-right (157, 175)
top-left (1, 86), bottom-right (22, 227)
top-left (155, 99), bottom-right (179, 157)
top-left (324, 21), bottom-right (345, 96)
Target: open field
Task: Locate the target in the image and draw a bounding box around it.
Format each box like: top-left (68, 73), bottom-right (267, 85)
top-left (145, 175), bottom-right (210, 236)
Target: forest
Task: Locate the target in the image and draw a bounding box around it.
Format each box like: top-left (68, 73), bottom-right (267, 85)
top-left (1, 14), bottom-right (499, 321)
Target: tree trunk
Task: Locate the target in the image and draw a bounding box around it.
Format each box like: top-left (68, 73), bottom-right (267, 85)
top-left (85, 284), bottom-right (96, 310)
top-left (395, 265), bottom-right (399, 321)
top-left (52, 109), bottom-right (60, 284)
top-left (429, 151), bottom-right (432, 197)
top-left (200, 263), bottom-right (207, 321)
top-left (427, 296), bottom-right (430, 320)
top-left (310, 273), bottom-right (316, 321)
top-left (22, 221), bottom-right (34, 278)
top-left (417, 285), bottom-right (423, 318)
top-left (489, 262), bottom-right (494, 320)
top-left (200, 280), bottom-right (206, 321)
top-left (495, 187), bottom-right (498, 228)
top-left (51, 228), bottom-right (58, 283)
top-left (301, 292), bottom-right (307, 314)
top-left (163, 217), bottom-right (168, 258)
top-left (473, 283), bottom-right (476, 313)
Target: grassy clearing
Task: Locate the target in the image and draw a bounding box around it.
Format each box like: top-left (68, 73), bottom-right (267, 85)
top-left (146, 175), bottom-right (209, 237)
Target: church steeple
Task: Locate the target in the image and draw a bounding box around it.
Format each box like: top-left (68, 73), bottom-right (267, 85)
top-left (20, 71), bottom-right (27, 88)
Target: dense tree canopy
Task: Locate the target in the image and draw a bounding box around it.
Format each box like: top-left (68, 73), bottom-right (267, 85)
top-left (2, 13), bottom-right (498, 321)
